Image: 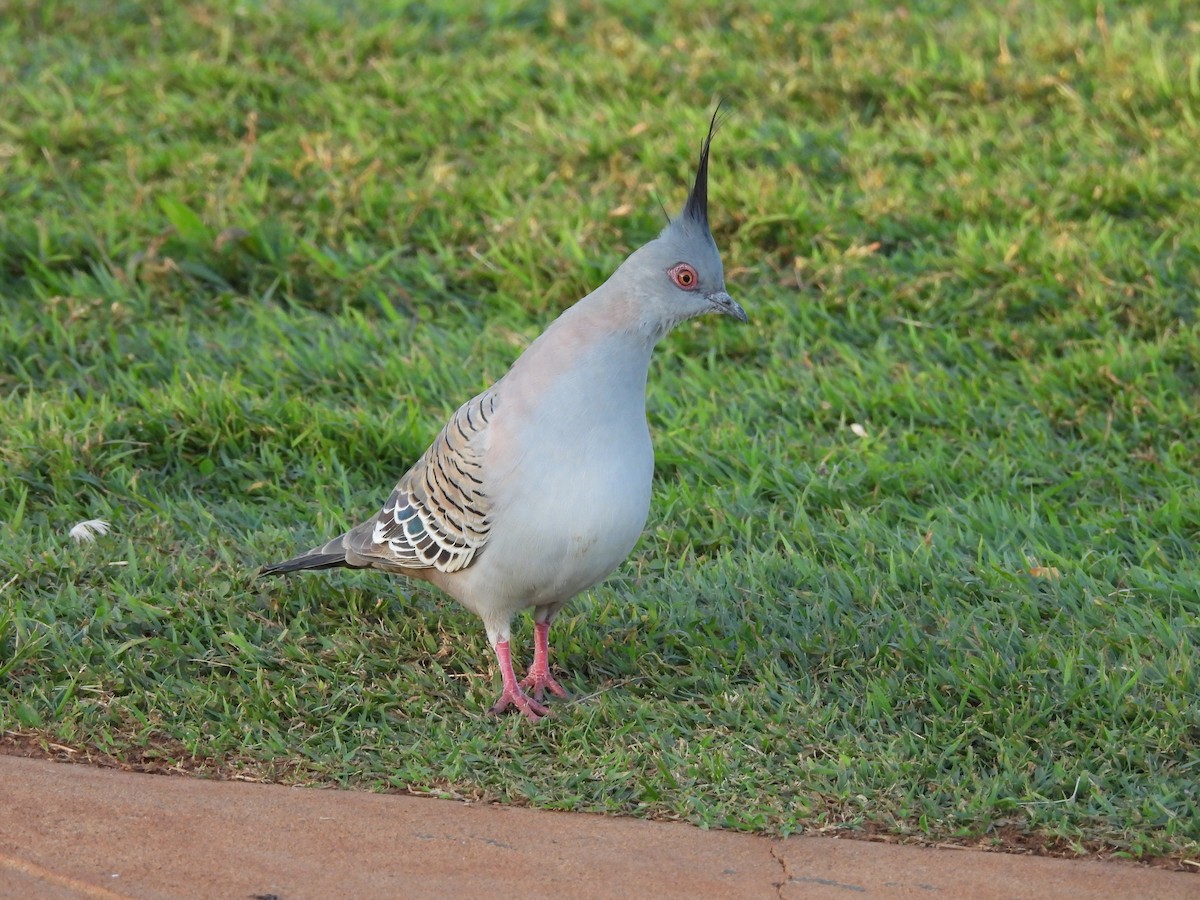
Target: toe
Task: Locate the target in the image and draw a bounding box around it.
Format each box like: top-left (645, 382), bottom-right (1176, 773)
top-left (519, 671), bottom-right (569, 702)
top-left (490, 687), bottom-right (549, 722)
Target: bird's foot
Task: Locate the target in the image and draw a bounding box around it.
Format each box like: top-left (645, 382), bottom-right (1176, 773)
top-left (490, 686), bottom-right (551, 723)
top-left (519, 667), bottom-right (568, 703)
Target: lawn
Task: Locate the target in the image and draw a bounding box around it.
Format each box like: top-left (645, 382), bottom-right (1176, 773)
top-left (2, 0), bottom-right (1199, 865)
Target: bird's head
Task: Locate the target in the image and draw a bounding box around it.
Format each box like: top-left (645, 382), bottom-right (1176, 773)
top-left (616, 106), bottom-right (747, 338)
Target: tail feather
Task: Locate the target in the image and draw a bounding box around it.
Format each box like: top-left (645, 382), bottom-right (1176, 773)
top-left (259, 534), bottom-right (354, 577)
top-left (259, 551), bottom-right (349, 576)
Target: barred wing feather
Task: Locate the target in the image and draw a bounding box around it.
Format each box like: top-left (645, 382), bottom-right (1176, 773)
top-left (353, 391), bottom-right (495, 573)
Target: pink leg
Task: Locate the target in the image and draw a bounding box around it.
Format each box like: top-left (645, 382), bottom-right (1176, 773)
top-left (490, 640), bottom-right (550, 722)
top-left (519, 621), bottom-right (568, 702)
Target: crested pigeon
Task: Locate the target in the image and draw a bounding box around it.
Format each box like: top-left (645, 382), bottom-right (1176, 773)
top-left (260, 110), bottom-right (747, 721)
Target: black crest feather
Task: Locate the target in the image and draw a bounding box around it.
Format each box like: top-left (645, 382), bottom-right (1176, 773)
top-left (681, 101), bottom-right (726, 230)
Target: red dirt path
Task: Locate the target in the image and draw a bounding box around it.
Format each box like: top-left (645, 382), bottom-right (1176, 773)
top-left (2, 754), bottom-right (1196, 899)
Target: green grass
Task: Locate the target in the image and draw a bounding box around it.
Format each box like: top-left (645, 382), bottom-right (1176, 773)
top-left (2, 0), bottom-right (1199, 865)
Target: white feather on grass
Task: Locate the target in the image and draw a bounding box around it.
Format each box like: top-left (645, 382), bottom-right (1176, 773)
top-left (69, 519), bottom-right (112, 543)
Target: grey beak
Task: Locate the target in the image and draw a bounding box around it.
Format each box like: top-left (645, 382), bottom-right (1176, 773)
top-left (708, 290), bottom-right (748, 323)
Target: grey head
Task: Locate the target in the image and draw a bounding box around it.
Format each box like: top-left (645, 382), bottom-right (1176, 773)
top-left (609, 107), bottom-right (748, 338)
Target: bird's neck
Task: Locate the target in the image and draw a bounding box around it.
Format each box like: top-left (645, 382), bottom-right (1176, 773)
top-left (505, 292), bottom-right (656, 413)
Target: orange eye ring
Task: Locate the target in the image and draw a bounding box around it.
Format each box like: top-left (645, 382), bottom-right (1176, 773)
top-left (668, 263), bottom-right (699, 291)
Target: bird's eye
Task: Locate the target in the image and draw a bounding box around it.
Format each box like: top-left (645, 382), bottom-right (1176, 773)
top-left (668, 263), bottom-right (699, 291)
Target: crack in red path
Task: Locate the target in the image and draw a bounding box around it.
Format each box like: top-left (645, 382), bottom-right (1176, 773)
top-left (769, 841), bottom-right (791, 898)
top-left (769, 842), bottom-right (873, 895)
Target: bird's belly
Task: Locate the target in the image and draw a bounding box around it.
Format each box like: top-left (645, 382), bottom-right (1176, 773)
top-left (478, 436), bottom-right (653, 606)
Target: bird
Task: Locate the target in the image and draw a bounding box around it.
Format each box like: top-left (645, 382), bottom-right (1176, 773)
top-left (260, 108), bottom-right (747, 722)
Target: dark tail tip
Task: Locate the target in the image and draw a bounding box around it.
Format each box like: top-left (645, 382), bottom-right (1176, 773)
top-left (258, 553), bottom-right (349, 577)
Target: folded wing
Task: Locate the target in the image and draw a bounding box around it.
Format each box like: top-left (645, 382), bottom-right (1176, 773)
top-left (348, 390), bottom-right (496, 573)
